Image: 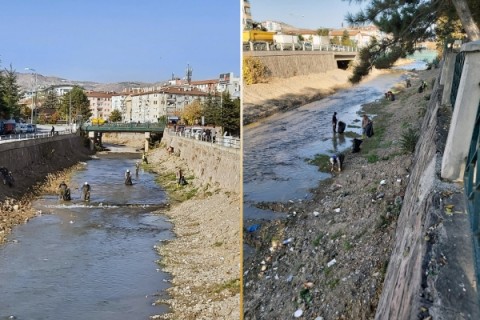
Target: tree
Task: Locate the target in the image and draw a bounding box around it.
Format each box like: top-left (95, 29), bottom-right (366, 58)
top-left (43, 90), bottom-right (59, 110)
top-left (203, 93), bottom-right (222, 125)
top-left (317, 28), bottom-right (330, 36)
top-left (109, 109), bottom-right (122, 122)
top-left (1, 64), bottom-right (21, 117)
top-left (60, 86), bottom-right (91, 122)
top-left (220, 92), bottom-right (240, 137)
top-left (331, 36), bottom-right (341, 45)
top-left (345, 0), bottom-right (480, 82)
top-left (181, 99), bottom-right (203, 125)
top-left (341, 30), bottom-right (351, 46)
top-left (0, 60), bottom-right (6, 119)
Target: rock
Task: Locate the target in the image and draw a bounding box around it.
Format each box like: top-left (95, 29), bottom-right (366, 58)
top-left (294, 309), bottom-right (303, 317)
top-left (327, 259), bottom-right (337, 267)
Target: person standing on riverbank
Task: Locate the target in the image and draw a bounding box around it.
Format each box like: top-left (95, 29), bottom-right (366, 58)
top-left (362, 115), bottom-right (372, 138)
top-left (332, 112), bottom-right (338, 133)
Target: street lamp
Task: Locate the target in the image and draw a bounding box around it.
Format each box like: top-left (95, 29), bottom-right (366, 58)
top-left (25, 67), bottom-right (37, 124)
top-left (62, 80), bottom-right (72, 127)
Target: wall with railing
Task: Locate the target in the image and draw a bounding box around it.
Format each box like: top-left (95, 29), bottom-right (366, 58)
top-left (161, 130), bottom-right (240, 193)
top-left (244, 51), bottom-right (344, 78)
top-left (0, 134), bottom-right (92, 199)
top-left (442, 40), bottom-right (480, 181)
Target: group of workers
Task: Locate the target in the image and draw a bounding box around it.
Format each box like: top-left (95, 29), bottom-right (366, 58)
top-left (58, 181), bottom-right (90, 201)
top-left (329, 111), bottom-right (374, 173)
top-left (58, 153), bottom-right (151, 201)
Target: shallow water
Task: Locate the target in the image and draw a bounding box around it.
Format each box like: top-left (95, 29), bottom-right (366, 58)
top-left (0, 155), bottom-right (173, 320)
top-left (244, 71), bottom-right (410, 206)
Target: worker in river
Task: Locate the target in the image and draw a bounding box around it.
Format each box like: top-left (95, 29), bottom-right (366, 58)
top-left (125, 169), bottom-right (133, 185)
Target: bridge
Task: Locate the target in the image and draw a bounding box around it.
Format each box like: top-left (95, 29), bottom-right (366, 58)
top-left (82, 122), bottom-right (166, 133)
top-left (82, 122), bottom-right (166, 152)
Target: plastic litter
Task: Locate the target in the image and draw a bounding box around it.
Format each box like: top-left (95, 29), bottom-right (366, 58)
top-left (294, 309), bottom-right (303, 318)
top-left (282, 238), bottom-right (293, 245)
top-left (334, 208), bottom-right (341, 213)
top-left (380, 180), bottom-right (386, 185)
top-left (313, 211), bottom-right (320, 217)
top-left (247, 224), bottom-right (260, 232)
top-left (286, 275), bottom-right (293, 282)
top-left (327, 258), bottom-right (337, 267)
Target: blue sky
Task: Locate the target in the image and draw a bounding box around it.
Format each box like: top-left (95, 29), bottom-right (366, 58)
top-left (0, 0), bottom-right (240, 83)
top-left (251, 0), bottom-right (365, 30)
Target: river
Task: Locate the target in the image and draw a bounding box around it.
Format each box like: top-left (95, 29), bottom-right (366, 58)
top-left (0, 153), bottom-right (172, 319)
top-left (243, 62), bottom-right (429, 220)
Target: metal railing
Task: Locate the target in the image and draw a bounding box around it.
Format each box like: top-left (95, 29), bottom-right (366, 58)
top-left (167, 128), bottom-right (240, 149)
top-left (83, 122), bottom-right (166, 133)
top-left (450, 51), bottom-right (466, 109)
top-left (243, 42), bottom-right (359, 52)
top-left (0, 129), bottom-right (73, 144)
top-left (464, 99), bottom-right (480, 288)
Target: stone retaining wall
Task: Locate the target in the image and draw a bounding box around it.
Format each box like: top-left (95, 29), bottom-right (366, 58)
top-left (0, 135), bottom-right (93, 200)
top-left (161, 131), bottom-right (240, 193)
top-left (244, 51), bottom-right (337, 78)
top-left (375, 64), bottom-right (479, 319)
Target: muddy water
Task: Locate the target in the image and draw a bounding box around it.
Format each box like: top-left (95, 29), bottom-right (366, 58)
top-left (243, 70), bottom-right (412, 219)
top-left (0, 155), bottom-right (173, 320)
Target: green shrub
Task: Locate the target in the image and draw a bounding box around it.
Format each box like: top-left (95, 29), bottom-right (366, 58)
top-left (367, 154), bottom-right (379, 163)
top-left (400, 127), bottom-right (419, 153)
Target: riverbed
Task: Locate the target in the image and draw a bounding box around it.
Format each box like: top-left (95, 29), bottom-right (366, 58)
top-left (243, 68), bottom-right (413, 220)
top-left (0, 154), bottom-right (173, 319)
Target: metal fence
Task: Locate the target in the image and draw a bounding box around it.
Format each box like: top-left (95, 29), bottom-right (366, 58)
top-left (0, 129), bottom-right (73, 144)
top-left (450, 51), bottom-right (466, 109)
top-left (243, 42), bottom-right (359, 52)
top-left (167, 128), bottom-right (240, 149)
top-left (464, 99), bottom-right (480, 288)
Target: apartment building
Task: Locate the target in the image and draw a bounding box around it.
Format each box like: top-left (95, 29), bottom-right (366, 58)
top-left (85, 91), bottom-right (114, 120)
top-left (128, 87), bottom-right (207, 123)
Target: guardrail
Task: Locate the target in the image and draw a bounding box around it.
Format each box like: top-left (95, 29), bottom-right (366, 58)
top-left (0, 129), bottom-right (73, 143)
top-left (167, 128), bottom-right (240, 149)
top-left (83, 122), bottom-right (166, 133)
top-left (243, 42), bottom-right (359, 52)
top-left (464, 99), bottom-right (480, 292)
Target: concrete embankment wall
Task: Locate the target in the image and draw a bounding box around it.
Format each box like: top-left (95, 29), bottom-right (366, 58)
top-left (0, 135), bottom-right (93, 200)
top-left (161, 131), bottom-right (240, 193)
top-left (244, 51), bottom-right (338, 78)
top-left (375, 65), bottom-right (479, 318)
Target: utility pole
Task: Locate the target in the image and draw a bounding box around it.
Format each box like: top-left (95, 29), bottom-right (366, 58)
top-left (25, 67), bottom-right (37, 124)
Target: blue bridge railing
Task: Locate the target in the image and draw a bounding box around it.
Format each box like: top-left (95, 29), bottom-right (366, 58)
top-left (464, 99), bottom-right (480, 290)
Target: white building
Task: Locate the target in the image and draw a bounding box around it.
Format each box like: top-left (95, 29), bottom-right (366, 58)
top-left (111, 93), bottom-right (129, 121)
top-left (216, 72), bottom-right (241, 98)
top-left (128, 87), bottom-right (208, 123)
top-left (262, 20), bottom-right (282, 32)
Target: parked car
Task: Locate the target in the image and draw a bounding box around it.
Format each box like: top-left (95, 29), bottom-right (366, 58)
top-left (184, 127), bottom-right (192, 138)
top-left (26, 124), bottom-right (35, 133)
top-left (17, 123), bottom-right (28, 133)
top-left (192, 127), bottom-right (204, 140)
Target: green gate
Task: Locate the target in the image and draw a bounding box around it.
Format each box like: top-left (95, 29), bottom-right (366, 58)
top-left (450, 51), bottom-right (466, 109)
top-left (465, 100), bottom-right (480, 285)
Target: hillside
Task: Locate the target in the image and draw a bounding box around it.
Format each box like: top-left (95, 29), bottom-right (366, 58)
top-left (15, 72), bottom-right (169, 93)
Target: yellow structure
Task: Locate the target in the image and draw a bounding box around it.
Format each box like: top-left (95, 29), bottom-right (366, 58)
top-left (242, 30), bottom-right (275, 43)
